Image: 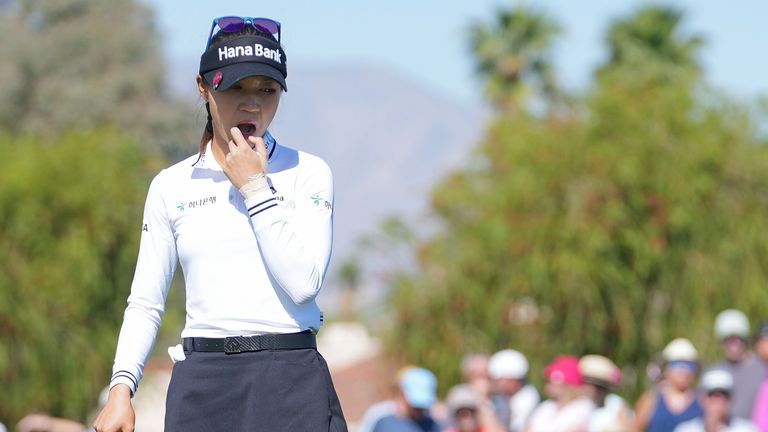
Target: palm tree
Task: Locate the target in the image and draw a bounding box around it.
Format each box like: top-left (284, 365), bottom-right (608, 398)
top-left (337, 258), bottom-right (362, 320)
top-left (469, 5), bottom-right (561, 115)
top-left (599, 5), bottom-right (704, 80)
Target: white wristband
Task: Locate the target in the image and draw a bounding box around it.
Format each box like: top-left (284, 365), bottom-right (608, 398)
top-left (239, 173), bottom-right (269, 198)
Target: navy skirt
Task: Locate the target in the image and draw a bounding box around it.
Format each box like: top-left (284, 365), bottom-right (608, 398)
top-left (165, 347), bottom-right (348, 432)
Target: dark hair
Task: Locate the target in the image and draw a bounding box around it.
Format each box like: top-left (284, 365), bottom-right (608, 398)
top-left (197, 26), bottom-right (280, 158)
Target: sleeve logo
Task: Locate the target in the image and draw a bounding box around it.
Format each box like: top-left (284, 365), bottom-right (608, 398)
top-left (311, 194), bottom-right (332, 210)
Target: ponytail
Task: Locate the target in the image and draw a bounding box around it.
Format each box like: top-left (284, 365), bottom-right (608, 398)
top-left (194, 102), bottom-right (214, 165)
top-left (200, 102), bottom-right (213, 153)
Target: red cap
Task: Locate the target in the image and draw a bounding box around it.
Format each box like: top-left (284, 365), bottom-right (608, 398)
top-left (545, 356), bottom-right (583, 386)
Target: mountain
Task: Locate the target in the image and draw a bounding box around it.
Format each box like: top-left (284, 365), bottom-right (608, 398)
top-left (165, 58), bottom-right (490, 303)
top-left (272, 64), bottom-right (490, 253)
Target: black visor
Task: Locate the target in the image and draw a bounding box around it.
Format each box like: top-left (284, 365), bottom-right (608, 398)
top-left (199, 35), bottom-right (287, 91)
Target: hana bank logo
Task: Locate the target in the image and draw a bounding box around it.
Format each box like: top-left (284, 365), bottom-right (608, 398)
top-left (177, 196), bottom-right (217, 213)
top-left (218, 44), bottom-right (282, 64)
top-left (311, 194), bottom-right (332, 210)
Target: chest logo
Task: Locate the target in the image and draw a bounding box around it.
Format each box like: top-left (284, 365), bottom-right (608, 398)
top-left (177, 196), bottom-right (217, 213)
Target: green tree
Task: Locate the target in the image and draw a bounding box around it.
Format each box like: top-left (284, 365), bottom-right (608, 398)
top-left (469, 5), bottom-right (561, 114)
top-left (0, 0), bottom-right (197, 157)
top-left (0, 0), bottom-right (193, 423)
top-left (0, 130), bottom-right (164, 424)
top-left (387, 7), bottom-right (768, 400)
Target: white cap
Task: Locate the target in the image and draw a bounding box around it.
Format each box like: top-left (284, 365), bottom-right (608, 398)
top-left (715, 309), bottom-right (750, 340)
top-left (489, 349), bottom-right (529, 379)
top-left (662, 338), bottom-right (698, 362)
top-left (701, 369), bottom-right (733, 393)
top-left (579, 355), bottom-right (621, 386)
top-left (446, 384), bottom-right (480, 412)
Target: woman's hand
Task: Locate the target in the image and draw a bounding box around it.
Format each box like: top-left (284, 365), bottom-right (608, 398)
top-left (93, 385), bottom-right (135, 432)
top-left (222, 127), bottom-right (269, 190)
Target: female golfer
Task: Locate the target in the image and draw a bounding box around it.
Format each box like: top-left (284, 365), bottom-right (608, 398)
top-left (94, 16), bottom-right (347, 432)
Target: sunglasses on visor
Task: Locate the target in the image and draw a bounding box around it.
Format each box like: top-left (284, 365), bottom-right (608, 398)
top-left (205, 16), bottom-right (281, 49)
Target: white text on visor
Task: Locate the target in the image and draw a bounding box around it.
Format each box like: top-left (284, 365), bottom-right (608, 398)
top-left (218, 44), bottom-right (282, 64)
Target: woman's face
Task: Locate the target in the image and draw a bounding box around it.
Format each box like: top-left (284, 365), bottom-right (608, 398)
top-left (702, 391), bottom-right (731, 421)
top-left (543, 380), bottom-right (564, 400)
top-left (198, 75), bottom-right (281, 148)
top-left (454, 408), bottom-right (479, 432)
top-left (664, 362), bottom-right (696, 391)
top-left (721, 336), bottom-right (746, 362)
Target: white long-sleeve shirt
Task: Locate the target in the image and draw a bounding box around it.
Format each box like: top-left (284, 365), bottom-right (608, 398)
top-left (510, 384), bottom-right (540, 432)
top-left (526, 397), bottom-right (596, 432)
top-left (109, 132), bottom-right (333, 394)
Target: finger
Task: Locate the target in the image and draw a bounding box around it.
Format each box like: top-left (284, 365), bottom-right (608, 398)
top-left (230, 127), bottom-right (248, 150)
top-left (227, 137), bottom-right (237, 155)
top-left (249, 136), bottom-right (268, 172)
top-left (249, 136), bottom-right (267, 157)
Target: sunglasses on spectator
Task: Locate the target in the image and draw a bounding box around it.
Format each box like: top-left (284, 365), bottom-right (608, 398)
top-left (667, 361), bottom-right (698, 373)
top-left (206, 16), bottom-right (281, 49)
top-left (706, 389), bottom-right (731, 398)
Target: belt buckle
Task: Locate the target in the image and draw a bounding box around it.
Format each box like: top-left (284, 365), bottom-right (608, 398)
top-left (224, 337), bottom-right (243, 354)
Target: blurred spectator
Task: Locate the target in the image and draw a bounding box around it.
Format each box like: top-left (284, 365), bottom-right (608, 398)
top-left (461, 353), bottom-right (493, 400)
top-left (13, 386), bottom-right (108, 432)
top-left (710, 309), bottom-right (765, 419)
top-left (752, 322), bottom-right (768, 431)
top-left (525, 355), bottom-right (595, 432)
top-left (579, 354), bottom-right (634, 432)
top-left (755, 322), bottom-right (768, 366)
top-left (0, 422), bottom-right (6, 432)
top-left (360, 366), bottom-right (412, 432)
top-left (635, 338), bottom-right (703, 432)
top-left (674, 369), bottom-right (758, 432)
top-left (444, 384), bottom-right (505, 432)
top-left (360, 398), bottom-right (398, 432)
top-left (372, 367), bottom-right (442, 432)
top-left (15, 413), bottom-right (91, 432)
top-left (443, 353), bottom-right (495, 431)
top-left (488, 349), bottom-right (540, 432)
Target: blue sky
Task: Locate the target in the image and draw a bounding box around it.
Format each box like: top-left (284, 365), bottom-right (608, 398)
top-left (140, 0), bottom-right (767, 105)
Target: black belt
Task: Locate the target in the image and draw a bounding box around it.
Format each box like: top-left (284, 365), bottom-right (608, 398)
top-left (183, 330), bottom-right (316, 354)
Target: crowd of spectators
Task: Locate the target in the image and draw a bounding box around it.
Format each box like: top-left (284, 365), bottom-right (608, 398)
top-left (362, 309), bottom-right (768, 432)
